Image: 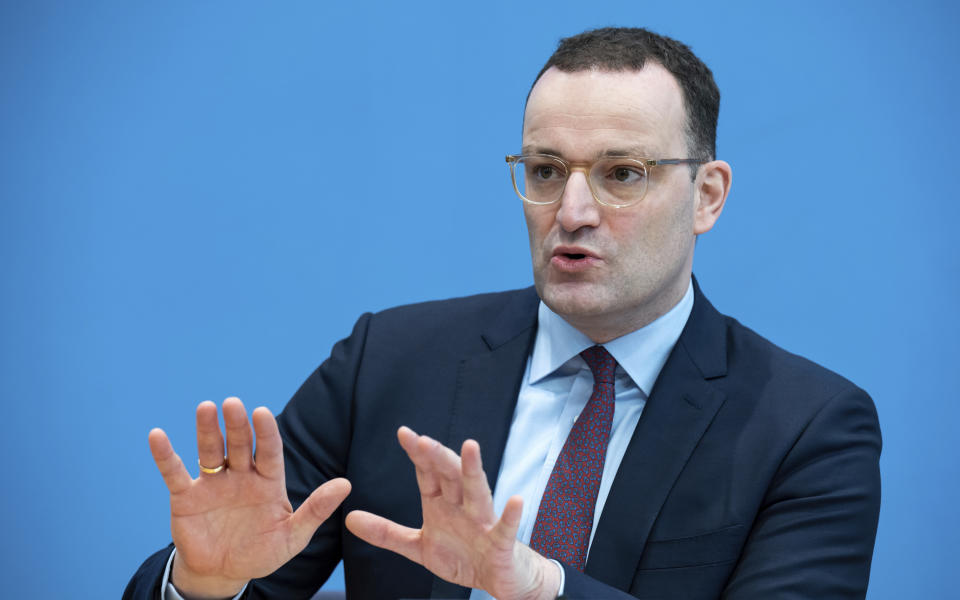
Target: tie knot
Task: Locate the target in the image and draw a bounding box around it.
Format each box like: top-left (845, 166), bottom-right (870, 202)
top-left (580, 345), bottom-right (617, 386)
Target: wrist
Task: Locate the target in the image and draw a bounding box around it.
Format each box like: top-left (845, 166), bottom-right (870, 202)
top-left (516, 552), bottom-right (562, 600)
top-left (536, 556), bottom-right (562, 600)
top-left (171, 553), bottom-right (247, 600)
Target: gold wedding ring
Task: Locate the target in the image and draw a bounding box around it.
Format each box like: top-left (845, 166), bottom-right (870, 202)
top-left (199, 457), bottom-right (228, 474)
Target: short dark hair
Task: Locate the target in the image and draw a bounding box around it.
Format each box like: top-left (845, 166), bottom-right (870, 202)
top-left (530, 27), bottom-right (720, 162)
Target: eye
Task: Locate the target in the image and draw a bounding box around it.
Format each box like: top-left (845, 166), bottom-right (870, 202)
top-left (608, 165), bottom-right (646, 184)
top-left (535, 165), bottom-right (555, 179)
top-left (522, 157), bottom-right (567, 183)
top-left (531, 163), bottom-right (564, 181)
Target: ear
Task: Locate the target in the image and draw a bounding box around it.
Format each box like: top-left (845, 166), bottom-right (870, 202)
top-left (693, 159), bottom-right (732, 235)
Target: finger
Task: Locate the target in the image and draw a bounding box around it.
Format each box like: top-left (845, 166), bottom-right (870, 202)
top-left (397, 426), bottom-right (425, 460)
top-left (148, 428), bottom-right (192, 494)
top-left (222, 397), bottom-right (253, 470)
top-left (252, 406), bottom-right (283, 480)
top-left (288, 478), bottom-right (352, 553)
top-left (344, 510), bottom-right (423, 566)
top-left (461, 439), bottom-right (493, 519)
top-left (195, 401), bottom-right (225, 475)
top-left (490, 495), bottom-right (524, 551)
top-left (397, 427), bottom-right (441, 498)
top-left (421, 436), bottom-right (463, 505)
top-left (412, 463), bottom-right (442, 501)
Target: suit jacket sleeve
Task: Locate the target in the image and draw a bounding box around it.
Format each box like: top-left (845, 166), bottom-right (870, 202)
top-left (720, 385), bottom-right (881, 598)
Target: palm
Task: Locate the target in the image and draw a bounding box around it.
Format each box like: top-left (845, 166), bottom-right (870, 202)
top-left (416, 492), bottom-right (514, 589)
top-left (169, 472), bottom-right (295, 580)
top-left (149, 398), bottom-right (350, 594)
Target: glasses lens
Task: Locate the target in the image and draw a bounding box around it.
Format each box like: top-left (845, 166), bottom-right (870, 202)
top-left (513, 156), bottom-right (567, 204)
top-left (590, 158), bottom-right (648, 206)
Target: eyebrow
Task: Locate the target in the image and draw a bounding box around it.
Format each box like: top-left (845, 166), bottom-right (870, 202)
top-left (520, 145), bottom-right (657, 159)
top-left (601, 147), bottom-right (656, 158)
top-left (521, 145), bottom-right (561, 156)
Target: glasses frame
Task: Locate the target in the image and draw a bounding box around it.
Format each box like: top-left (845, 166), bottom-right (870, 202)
top-left (505, 153), bottom-right (707, 208)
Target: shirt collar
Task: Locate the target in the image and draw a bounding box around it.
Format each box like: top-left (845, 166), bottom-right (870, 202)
top-left (528, 279), bottom-right (694, 396)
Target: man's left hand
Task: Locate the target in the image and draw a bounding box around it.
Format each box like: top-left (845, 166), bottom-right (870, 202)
top-left (345, 426), bottom-right (561, 600)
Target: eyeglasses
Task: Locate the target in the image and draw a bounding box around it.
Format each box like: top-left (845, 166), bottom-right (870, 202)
top-left (505, 154), bottom-right (706, 208)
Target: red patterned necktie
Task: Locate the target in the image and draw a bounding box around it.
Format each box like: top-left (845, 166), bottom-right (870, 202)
top-left (529, 345), bottom-right (617, 570)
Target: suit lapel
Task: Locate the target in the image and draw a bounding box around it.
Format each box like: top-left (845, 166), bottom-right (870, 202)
top-left (431, 288), bottom-right (539, 599)
top-left (585, 279), bottom-right (729, 590)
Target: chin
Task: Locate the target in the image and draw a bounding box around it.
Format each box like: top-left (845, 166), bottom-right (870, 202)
top-left (538, 282), bottom-right (612, 320)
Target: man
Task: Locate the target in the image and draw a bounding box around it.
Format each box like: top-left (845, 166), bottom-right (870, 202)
top-left (125, 27), bottom-right (881, 599)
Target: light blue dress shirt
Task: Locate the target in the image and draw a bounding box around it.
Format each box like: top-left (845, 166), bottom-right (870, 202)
top-left (165, 281), bottom-right (694, 600)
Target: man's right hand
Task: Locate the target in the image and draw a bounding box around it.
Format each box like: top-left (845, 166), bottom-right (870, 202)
top-left (148, 397), bottom-right (351, 599)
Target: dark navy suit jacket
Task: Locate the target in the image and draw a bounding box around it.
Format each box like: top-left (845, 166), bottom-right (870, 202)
top-left (125, 281), bottom-right (881, 599)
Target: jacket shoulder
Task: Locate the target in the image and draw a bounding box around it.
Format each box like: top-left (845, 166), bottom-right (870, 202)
top-left (374, 287), bottom-right (536, 319)
top-left (719, 315), bottom-right (875, 421)
top-left (365, 287), bottom-right (538, 343)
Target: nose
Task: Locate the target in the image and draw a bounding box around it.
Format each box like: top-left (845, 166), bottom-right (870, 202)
top-left (555, 169), bottom-right (601, 232)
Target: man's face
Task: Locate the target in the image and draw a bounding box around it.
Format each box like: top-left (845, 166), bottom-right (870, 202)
top-left (522, 65), bottom-right (706, 341)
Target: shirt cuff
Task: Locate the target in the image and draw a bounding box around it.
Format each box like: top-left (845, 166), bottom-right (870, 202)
top-left (162, 548), bottom-right (248, 600)
top-left (548, 559), bottom-right (565, 597)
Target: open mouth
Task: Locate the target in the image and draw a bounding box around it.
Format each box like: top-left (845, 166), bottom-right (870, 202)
top-left (551, 249), bottom-right (597, 271)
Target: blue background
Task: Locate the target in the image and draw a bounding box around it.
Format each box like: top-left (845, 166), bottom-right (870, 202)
top-left (1, 1), bottom-right (957, 597)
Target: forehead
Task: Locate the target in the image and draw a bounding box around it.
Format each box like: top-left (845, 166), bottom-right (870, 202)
top-left (522, 65), bottom-right (687, 158)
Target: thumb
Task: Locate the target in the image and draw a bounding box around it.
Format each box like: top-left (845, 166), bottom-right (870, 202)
top-left (490, 495), bottom-right (524, 550)
top-left (288, 478), bottom-right (352, 551)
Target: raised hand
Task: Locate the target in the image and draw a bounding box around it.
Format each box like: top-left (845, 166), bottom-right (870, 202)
top-left (148, 397), bottom-right (351, 598)
top-left (345, 427), bottom-right (560, 600)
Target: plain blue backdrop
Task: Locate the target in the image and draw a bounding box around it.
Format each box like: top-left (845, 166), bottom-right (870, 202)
top-left (1, 1), bottom-right (957, 597)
